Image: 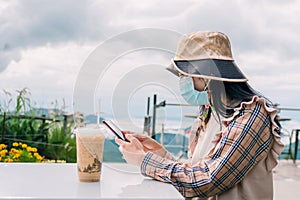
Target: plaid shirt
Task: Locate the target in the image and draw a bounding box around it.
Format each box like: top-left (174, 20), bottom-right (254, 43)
top-left (141, 98), bottom-right (274, 198)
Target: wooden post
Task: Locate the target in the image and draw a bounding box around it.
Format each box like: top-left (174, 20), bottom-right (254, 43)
top-left (143, 97), bottom-right (151, 136)
top-left (294, 129), bottom-right (300, 164)
top-left (41, 115), bottom-right (47, 143)
top-left (147, 97), bottom-right (150, 116)
top-left (1, 112), bottom-right (6, 143)
top-left (63, 115), bottom-right (67, 135)
top-left (152, 94), bottom-right (157, 139)
top-left (161, 123), bottom-right (164, 145)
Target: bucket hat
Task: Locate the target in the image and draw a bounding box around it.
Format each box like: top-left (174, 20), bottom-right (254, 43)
top-left (167, 31), bottom-right (248, 82)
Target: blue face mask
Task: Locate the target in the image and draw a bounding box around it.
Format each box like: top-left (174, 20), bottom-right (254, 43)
top-left (179, 76), bottom-right (209, 106)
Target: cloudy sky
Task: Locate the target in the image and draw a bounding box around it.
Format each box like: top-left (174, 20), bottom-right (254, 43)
top-left (1, 0), bottom-right (300, 131)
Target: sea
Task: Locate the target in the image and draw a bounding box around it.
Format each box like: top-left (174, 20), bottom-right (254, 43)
top-left (98, 111), bottom-right (300, 162)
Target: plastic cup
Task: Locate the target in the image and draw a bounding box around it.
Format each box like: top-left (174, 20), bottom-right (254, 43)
top-left (76, 126), bottom-right (105, 182)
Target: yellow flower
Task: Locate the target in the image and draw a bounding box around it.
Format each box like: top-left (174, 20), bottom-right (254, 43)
top-left (34, 153), bottom-right (43, 161)
top-left (4, 158), bottom-right (13, 162)
top-left (13, 153), bottom-right (20, 159)
top-left (31, 147), bottom-right (37, 153)
top-left (12, 142), bottom-right (19, 147)
top-left (34, 152), bottom-right (40, 157)
top-left (0, 142), bottom-right (44, 162)
top-left (0, 149), bottom-right (8, 157)
top-left (12, 148), bottom-right (19, 154)
top-left (0, 144), bottom-right (7, 150)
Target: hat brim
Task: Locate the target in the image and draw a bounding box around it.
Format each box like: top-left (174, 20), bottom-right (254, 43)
top-left (166, 63), bottom-right (180, 77)
top-left (169, 59), bottom-right (247, 82)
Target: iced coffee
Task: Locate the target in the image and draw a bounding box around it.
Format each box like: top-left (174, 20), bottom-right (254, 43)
top-left (76, 127), bottom-right (105, 182)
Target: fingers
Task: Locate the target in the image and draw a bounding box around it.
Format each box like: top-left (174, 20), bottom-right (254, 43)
top-left (125, 134), bottom-right (145, 152)
top-left (128, 134), bottom-right (161, 151)
top-left (116, 134), bottom-right (147, 155)
top-left (131, 133), bottom-right (149, 142)
top-left (121, 131), bottom-right (129, 135)
top-left (124, 134), bottom-right (136, 142)
top-left (115, 138), bottom-right (125, 146)
top-left (121, 130), bottom-right (135, 135)
top-left (116, 137), bottom-right (133, 153)
top-left (116, 134), bottom-right (139, 147)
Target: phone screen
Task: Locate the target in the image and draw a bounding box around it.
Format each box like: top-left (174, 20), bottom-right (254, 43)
top-left (103, 120), bottom-right (127, 141)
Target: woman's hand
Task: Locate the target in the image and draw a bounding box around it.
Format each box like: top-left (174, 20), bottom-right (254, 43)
top-left (115, 134), bottom-right (146, 166)
top-left (130, 134), bottom-right (168, 157)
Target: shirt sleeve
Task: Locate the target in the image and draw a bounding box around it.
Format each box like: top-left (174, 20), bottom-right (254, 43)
top-left (163, 151), bottom-right (177, 161)
top-left (140, 100), bottom-right (274, 198)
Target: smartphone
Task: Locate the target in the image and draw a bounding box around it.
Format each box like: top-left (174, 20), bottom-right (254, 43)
top-left (103, 120), bottom-right (128, 142)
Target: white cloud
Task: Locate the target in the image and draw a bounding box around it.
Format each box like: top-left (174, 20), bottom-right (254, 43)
top-left (0, 0), bottom-right (120, 71)
top-left (0, 0), bottom-right (300, 123)
top-left (0, 42), bottom-right (94, 111)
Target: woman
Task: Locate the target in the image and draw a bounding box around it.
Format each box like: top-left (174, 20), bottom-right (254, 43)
top-left (115, 31), bottom-right (283, 199)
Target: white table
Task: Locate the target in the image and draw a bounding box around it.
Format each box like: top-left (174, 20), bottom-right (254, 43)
top-left (0, 163), bottom-right (183, 200)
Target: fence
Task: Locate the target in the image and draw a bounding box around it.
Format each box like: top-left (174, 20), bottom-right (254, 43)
top-left (0, 112), bottom-right (69, 143)
top-left (0, 112), bottom-right (76, 162)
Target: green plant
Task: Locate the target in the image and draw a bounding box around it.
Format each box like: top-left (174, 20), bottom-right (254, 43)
top-left (0, 88), bottom-right (76, 162)
top-left (41, 99), bottom-right (77, 162)
top-left (15, 88), bottom-right (32, 115)
top-left (0, 88), bottom-right (50, 148)
top-left (45, 123), bottom-right (76, 163)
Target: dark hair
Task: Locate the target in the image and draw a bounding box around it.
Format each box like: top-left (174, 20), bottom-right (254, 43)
top-left (209, 80), bottom-right (271, 118)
